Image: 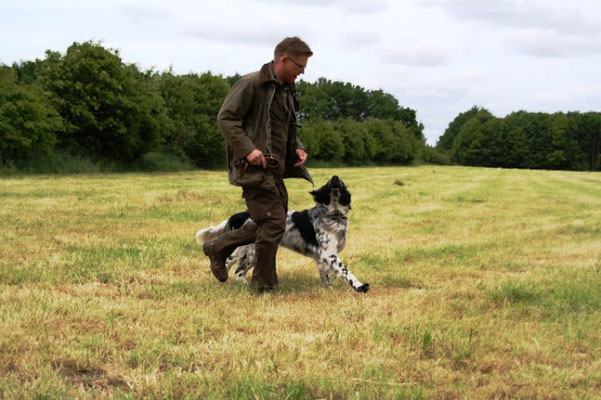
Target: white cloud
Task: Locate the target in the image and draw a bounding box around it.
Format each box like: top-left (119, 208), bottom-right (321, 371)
top-left (182, 24), bottom-right (284, 46)
top-left (341, 30), bottom-right (382, 48)
top-left (383, 41), bottom-right (450, 67)
top-left (508, 30), bottom-right (601, 58)
top-left (428, 0), bottom-right (599, 34)
top-left (2, 0), bottom-right (601, 145)
top-left (121, 4), bottom-right (171, 20)
top-left (426, 0), bottom-right (601, 60)
top-left (249, 0), bottom-right (389, 14)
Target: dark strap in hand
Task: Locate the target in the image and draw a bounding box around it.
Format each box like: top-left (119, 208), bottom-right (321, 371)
top-left (234, 154), bottom-right (281, 177)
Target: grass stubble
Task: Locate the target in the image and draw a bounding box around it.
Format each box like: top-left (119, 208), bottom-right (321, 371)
top-left (1, 166), bottom-right (600, 399)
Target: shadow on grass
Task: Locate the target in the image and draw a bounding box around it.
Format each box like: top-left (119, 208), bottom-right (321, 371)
top-left (210, 269), bottom-right (375, 296)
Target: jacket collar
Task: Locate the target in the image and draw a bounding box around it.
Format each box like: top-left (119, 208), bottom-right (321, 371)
top-left (259, 61), bottom-right (296, 92)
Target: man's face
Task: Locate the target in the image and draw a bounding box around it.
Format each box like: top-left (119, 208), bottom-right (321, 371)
top-left (281, 54), bottom-right (309, 84)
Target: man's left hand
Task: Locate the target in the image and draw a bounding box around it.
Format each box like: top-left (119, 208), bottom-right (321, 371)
top-left (294, 149), bottom-right (307, 167)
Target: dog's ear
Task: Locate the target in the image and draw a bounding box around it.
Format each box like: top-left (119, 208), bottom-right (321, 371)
top-left (337, 180), bottom-right (352, 207)
top-left (310, 186), bottom-right (330, 205)
top-left (340, 190), bottom-right (351, 207)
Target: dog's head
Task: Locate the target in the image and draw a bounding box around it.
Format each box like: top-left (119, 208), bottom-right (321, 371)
top-left (310, 175), bottom-right (351, 214)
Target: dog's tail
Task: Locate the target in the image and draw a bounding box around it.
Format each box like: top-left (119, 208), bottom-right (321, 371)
top-left (195, 219), bottom-right (230, 245)
top-left (195, 211), bottom-right (252, 245)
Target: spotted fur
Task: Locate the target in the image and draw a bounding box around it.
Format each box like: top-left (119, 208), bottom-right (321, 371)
top-left (196, 175), bottom-right (369, 293)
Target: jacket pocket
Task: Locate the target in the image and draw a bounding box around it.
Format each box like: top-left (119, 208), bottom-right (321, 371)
top-left (231, 164), bottom-right (266, 187)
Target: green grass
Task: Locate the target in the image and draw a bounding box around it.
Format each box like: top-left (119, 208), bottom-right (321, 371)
top-left (1, 166), bottom-right (601, 398)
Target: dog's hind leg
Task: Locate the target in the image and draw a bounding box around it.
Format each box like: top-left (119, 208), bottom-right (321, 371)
top-left (233, 245), bottom-right (255, 284)
top-left (233, 257), bottom-right (250, 284)
top-left (225, 246), bottom-right (248, 283)
top-left (225, 248), bottom-right (242, 273)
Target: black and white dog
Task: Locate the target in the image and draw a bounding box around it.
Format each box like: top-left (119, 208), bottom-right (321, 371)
top-left (196, 176), bottom-right (369, 293)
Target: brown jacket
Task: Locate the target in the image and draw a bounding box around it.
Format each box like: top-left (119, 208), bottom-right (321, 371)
top-left (217, 62), bottom-right (313, 187)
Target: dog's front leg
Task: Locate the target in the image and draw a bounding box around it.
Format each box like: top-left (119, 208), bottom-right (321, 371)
top-left (317, 241), bottom-right (369, 293)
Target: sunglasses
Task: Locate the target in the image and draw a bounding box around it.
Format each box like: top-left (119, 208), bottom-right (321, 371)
top-left (287, 57), bottom-right (306, 71)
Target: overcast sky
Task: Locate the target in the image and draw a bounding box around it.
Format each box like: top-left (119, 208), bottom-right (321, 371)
top-left (2, 0), bottom-right (600, 144)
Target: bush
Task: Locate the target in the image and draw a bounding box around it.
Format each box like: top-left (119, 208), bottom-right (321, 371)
top-left (364, 118), bottom-right (417, 164)
top-left (0, 151), bottom-right (104, 175)
top-left (334, 118), bottom-right (368, 164)
top-left (298, 119), bottom-right (345, 162)
top-left (421, 145), bottom-right (451, 165)
top-left (134, 151), bottom-right (196, 172)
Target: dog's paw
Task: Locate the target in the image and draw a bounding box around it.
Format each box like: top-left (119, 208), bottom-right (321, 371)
top-left (356, 283), bottom-right (370, 293)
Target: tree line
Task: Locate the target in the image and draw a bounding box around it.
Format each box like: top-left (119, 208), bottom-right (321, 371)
top-left (296, 78), bottom-right (425, 165)
top-left (437, 106), bottom-right (601, 171)
top-left (0, 41), bottom-right (427, 172)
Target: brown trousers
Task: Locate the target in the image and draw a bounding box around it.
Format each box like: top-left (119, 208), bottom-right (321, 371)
top-left (211, 173), bottom-right (288, 290)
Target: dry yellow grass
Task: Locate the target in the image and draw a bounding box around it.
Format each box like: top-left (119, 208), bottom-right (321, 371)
top-left (1, 166), bottom-right (600, 399)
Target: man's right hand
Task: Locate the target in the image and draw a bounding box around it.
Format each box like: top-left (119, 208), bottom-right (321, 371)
top-left (246, 149), bottom-right (267, 169)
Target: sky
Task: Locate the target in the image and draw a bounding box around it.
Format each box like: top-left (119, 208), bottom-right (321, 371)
top-left (2, 0), bottom-right (600, 145)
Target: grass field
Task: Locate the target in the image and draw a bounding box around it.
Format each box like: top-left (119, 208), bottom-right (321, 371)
top-left (1, 166), bottom-right (600, 399)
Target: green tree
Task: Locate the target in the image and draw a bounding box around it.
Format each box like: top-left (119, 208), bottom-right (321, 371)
top-left (450, 109), bottom-right (495, 165)
top-left (12, 60), bottom-right (41, 84)
top-left (503, 112), bottom-right (553, 169)
top-left (299, 119), bottom-right (344, 161)
top-left (566, 112), bottom-right (601, 171)
top-left (297, 78), bottom-right (425, 142)
top-left (297, 78), bottom-right (368, 121)
top-left (37, 41), bottom-right (166, 162)
top-left (544, 112), bottom-right (582, 170)
top-left (390, 119), bottom-right (418, 164)
top-left (333, 118), bottom-right (368, 164)
top-left (157, 71), bottom-right (230, 167)
top-left (364, 118), bottom-right (413, 163)
top-left (0, 66), bottom-right (62, 165)
top-left (446, 110), bottom-right (599, 171)
top-left (438, 106), bottom-right (489, 151)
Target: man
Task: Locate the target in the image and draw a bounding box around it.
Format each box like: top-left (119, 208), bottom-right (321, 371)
top-left (203, 36), bottom-right (314, 292)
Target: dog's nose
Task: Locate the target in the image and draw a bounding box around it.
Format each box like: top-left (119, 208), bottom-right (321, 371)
top-left (330, 175), bottom-right (341, 188)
